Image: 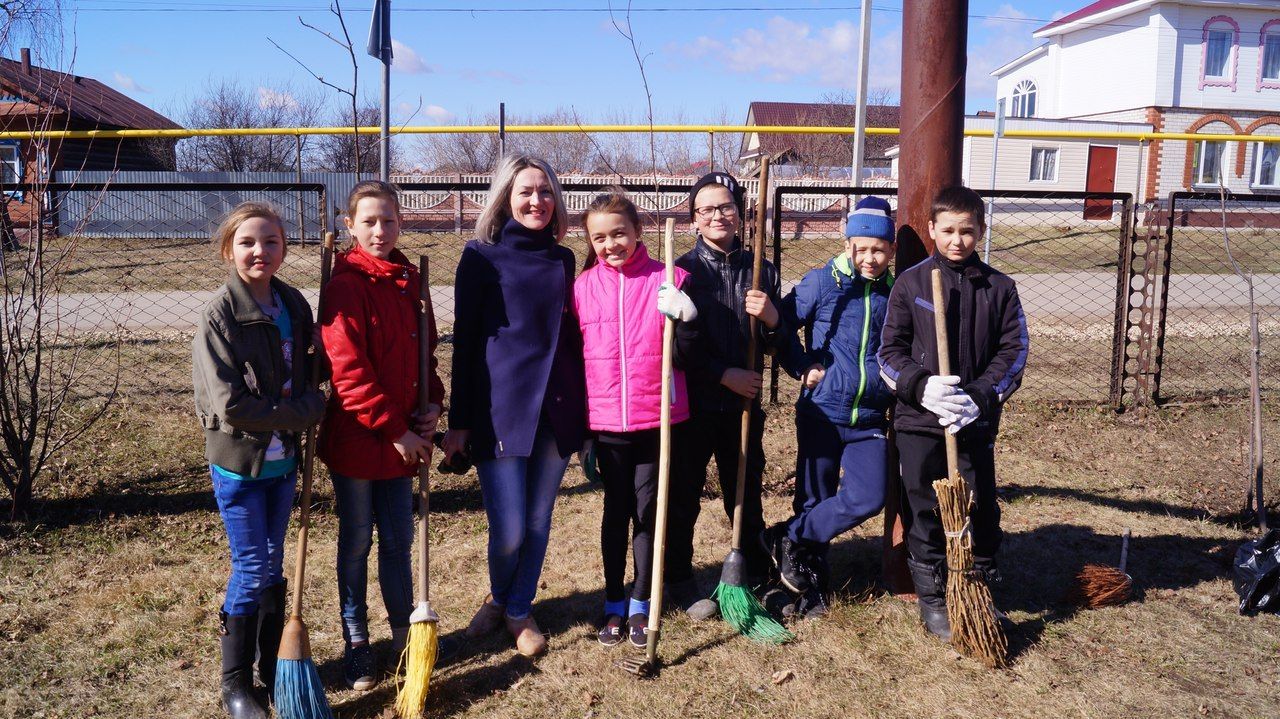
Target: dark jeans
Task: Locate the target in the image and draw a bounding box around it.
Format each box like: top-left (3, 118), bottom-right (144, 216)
top-left (212, 468), bottom-right (296, 616)
top-left (596, 428), bottom-right (660, 603)
top-left (896, 430), bottom-right (1002, 569)
top-left (332, 473), bottom-right (414, 644)
top-left (666, 405), bottom-right (769, 583)
top-left (785, 412), bottom-right (888, 551)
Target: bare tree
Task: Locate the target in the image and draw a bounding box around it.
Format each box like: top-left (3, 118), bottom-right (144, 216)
top-left (0, 0), bottom-right (121, 519)
top-left (413, 110), bottom-right (501, 174)
top-left (177, 79), bottom-right (322, 172)
top-left (314, 104), bottom-right (381, 173)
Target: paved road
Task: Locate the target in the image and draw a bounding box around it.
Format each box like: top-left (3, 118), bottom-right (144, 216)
top-left (28, 272), bottom-right (1280, 333)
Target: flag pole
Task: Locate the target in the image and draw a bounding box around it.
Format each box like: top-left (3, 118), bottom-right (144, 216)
top-left (379, 0), bottom-right (391, 181)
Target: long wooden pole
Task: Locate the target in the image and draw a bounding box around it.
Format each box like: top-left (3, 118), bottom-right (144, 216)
top-left (731, 156), bottom-right (769, 550)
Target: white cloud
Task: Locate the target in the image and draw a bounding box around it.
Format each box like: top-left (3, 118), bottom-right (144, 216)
top-left (392, 39), bottom-right (432, 74)
top-left (968, 3), bottom-right (1042, 100)
top-left (112, 71), bottom-right (148, 93)
top-left (257, 87), bottom-right (299, 111)
top-left (394, 101), bottom-right (454, 124)
top-left (679, 17), bottom-right (860, 85)
top-left (423, 104), bottom-right (454, 123)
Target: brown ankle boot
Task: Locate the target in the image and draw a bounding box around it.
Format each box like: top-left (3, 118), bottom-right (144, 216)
top-left (464, 594), bottom-right (505, 639)
top-left (504, 614), bottom-right (547, 657)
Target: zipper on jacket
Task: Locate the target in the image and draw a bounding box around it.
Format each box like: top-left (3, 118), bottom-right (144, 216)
top-left (851, 279), bottom-right (873, 425)
top-left (618, 272), bottom-right (629, 431)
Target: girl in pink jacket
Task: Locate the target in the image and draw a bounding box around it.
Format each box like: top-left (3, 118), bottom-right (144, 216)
top-left (574, 189), bottom-right (700, 648)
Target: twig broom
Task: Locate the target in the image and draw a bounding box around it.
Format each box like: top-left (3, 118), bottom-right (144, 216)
top-left (929, 267), bottom-right (1008, 669)
top-left (1069, 528), bottom-right (1133, 609)
top-left (394, 256), bottom-right (441, 717)
top-left (275, 232), bottom-right (336, 719)
top-left (712, 157), bottom-right (792, 645)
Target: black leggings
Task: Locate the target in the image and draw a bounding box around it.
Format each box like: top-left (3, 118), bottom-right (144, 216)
top-left (597, 429), bottom-right (660, 603)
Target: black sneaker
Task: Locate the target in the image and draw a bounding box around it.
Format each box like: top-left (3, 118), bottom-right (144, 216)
top-left (793, 587), bottom-right (829, 620)
top-left (597, 615), bottom-right (624, 647)
top-left (343, 641), bottom-right (377, 691)
top-left (763, 524), bottom-right (811, 594)
top-left (627, 614), bottom-right (648, 648)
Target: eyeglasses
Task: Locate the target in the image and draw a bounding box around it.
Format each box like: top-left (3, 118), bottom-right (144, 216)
top-left (693, 203), bottom-right (739, 219)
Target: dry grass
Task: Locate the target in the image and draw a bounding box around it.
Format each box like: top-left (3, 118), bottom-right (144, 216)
top-left (3, 386), bottom-right (1279, 719)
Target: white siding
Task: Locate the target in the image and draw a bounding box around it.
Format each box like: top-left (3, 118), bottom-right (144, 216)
top-left (994, 47), bottom-right (1058, 118)
top-left (1173, 5), bottom-right (1280, 111)
top-left (966, 136), bottom-right (1145, 195)
top-left (1053, 7), bottom-right (1164, 117)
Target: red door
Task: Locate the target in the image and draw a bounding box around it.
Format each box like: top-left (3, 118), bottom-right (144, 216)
top-left (1084, 145), bottom-right (1118, 220)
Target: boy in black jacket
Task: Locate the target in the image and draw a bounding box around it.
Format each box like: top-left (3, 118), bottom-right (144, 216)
top-left (877, 186), bottom-right (1028, 640)
top-left (666, 171), bottom-right (787, 620)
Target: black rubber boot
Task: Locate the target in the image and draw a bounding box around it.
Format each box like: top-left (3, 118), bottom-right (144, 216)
top-left (254, 582), bottom-right (286, 700)
top-left (906, 558), bottom-right (951, 642)
top-left (220, 611), bottom-right (269, 719)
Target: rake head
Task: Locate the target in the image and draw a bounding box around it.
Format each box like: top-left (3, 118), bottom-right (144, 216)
top-left (617, 654), bottom-right (660, 678)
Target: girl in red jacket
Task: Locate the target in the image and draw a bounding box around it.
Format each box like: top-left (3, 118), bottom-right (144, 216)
top-left (319, 181), bottom-right (444, 690)
top-left (574, 190), bottom-right (699, 647)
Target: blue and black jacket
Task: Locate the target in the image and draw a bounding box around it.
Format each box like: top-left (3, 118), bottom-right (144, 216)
top-left (780, 253), bottom-right (893, 429)
top-left (877, 253), bottom-right (1028, 438)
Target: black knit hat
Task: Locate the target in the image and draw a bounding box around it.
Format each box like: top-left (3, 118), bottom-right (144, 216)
top-left (688, 171), bottom-right (745, 220)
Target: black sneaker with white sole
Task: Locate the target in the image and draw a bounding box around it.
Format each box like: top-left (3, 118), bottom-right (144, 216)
top-left (627, 614), bottom-right (648, 648)
top-left (597, 614), bottom-right (625, 647)
top-left (763, 523), bottom-right (812, 594)
top-left (343, 641), bottom-right (377, 691)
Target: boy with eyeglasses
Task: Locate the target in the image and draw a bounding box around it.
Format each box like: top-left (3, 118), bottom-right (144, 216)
top-left (664, 171), bottom-right (787, 620)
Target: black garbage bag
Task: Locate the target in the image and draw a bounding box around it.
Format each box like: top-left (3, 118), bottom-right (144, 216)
top-left (1234, 529), bottom-right (1280, 615)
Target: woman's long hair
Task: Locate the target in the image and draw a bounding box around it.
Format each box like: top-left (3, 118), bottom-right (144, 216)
top-left (475, 153), bottom-right (569, 243)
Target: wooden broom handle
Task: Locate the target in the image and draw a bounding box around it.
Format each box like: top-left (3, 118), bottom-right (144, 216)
top-left (645, 218), bottom-right (678, 663)
top-left (731, 156), bottom-right (770, 550)
top-left (930, 267), bottom-right (962, 488)
top-left (289, 231), bottom-right (335, 618)
top-left (417, 256), bottom-right (433, 603)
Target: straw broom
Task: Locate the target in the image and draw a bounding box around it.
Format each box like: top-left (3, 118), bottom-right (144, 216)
top-left (274, 233), bottom-right (336, 719)
top-left (395, 256), bottom-right (440, 717)
top-left (712, 157), bottom-right (793, 645)
top-left (929, 267), bottom-right (1008, 669)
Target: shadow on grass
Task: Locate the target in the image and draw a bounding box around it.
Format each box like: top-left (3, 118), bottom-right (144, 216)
top-left (1000, 482), bottom-right (1230, 524)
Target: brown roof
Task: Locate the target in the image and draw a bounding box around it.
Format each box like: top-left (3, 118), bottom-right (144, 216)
top-left (742, 101), bottom-right (900, 166)
top-left (0, 55), bottom-right (180, 131)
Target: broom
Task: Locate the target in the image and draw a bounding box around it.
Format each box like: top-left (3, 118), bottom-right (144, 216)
top-left (1069, 528), bottom-right (1133, 609)
top-left (930, 266), bottom-right (1008, 669)
top-left (275, 232), bottom-right (336, 719)
top-left (394, 256), bottom-right (440, 717)
top-left (621, 219), bottom-right (679, 678)
top-left (711, 157), bottom-right (793, 645)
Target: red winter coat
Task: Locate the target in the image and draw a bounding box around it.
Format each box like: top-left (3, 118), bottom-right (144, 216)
top-left (319, 244), bottom-right (444, 479)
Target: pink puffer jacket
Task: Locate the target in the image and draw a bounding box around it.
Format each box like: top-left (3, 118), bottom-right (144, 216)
top-left (574, 243), bottom-right (691, 433)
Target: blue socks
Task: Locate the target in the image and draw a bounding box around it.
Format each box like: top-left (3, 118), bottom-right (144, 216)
top-left (628, 597), bottom-right (650, 618)
top-left (604, 599), bottom-right (627, 618)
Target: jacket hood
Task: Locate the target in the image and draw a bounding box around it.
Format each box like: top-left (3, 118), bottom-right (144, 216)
top-left (830, 253), bottom-right (893, 289)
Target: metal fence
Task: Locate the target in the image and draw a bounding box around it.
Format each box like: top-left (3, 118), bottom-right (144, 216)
top-left (6, 176), bottom-right (1275, 410)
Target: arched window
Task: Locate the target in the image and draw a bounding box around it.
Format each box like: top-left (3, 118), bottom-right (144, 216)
top-left (1011, 80), bottom-right (1036, 118)
top-left (1200, 16), bottom-right (1239, 90)
top-left (1260, 19), bottom-right (1280, 89)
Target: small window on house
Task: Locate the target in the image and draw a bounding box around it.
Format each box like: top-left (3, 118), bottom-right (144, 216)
top-left (0, 144), bottom-right (19, 187)
top-left (1263, 27), bottom-right (1280, 81)
top-left (1205, 29), bottom-right (1233, 77)
top-left (1011, 80), bottom-right (1037, 118)
top-left (1254, 142), bottom-right (1279, 188)
top-left (1029, 147), bottom-right (1057, 182)
top-left (1192, 140), bottom-right (1227, 186)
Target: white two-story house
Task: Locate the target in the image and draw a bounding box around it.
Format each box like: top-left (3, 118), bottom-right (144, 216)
top-left (992, 0), bottom-right (1280, 202)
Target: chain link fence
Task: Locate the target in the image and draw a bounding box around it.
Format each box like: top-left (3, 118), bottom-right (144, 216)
top-left (1155, 192), bottom-right (1280, 402)
top-left (769, 185), bottom-right (1134, 404)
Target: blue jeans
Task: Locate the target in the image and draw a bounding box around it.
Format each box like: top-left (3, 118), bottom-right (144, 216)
top-left (786, 412), bottom-right (888, 551)
top-left (476, 422), bottom-right (570, 619)
top-left (212, 468), bottom-right (297, 616)
top-left (332, 473), bottom-right (414, 644)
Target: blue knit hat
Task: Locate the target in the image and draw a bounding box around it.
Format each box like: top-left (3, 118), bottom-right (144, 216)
top-left (845, 196), bottom-right (895, 243)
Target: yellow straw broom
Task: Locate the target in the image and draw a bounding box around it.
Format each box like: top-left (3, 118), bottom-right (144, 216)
top-left (395, 255), bottom-right (439, 717)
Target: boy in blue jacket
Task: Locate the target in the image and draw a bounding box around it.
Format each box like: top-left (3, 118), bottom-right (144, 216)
top-left (764, 196), bottom-right (897, 619)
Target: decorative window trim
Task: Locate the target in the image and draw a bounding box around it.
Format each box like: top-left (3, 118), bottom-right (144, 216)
top-left (1259, 19), bottom-right (1280, 90)
top-left (1252, 140), bottom-right (1280, 189)
top-left (1199, 15), bottom-right (1239, 91)
top-left (1029, 146), bottom-right (1058, 183)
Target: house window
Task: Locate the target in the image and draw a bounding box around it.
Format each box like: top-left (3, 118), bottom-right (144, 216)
top-left (1254, 142), bottom-right (1279, 188)
top-left (1192, 140), bottom-right (1227, 186)
top-left (1011, 80), bottom-right (1036, 118)
top-left (1261, 21), bottom-right (1280, 86)
top-left (1201, 16), bottom-right (1239, 90)
top-left (0, 143), bottom-right (19, 187)
top-left (1029, 147), bottom-right (1057, 182)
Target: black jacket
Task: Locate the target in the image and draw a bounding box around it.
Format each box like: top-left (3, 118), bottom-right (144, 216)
top-left (877, 253), bottom-right (1028, 438)
top-left (676, 234), bottom-right (787, 413)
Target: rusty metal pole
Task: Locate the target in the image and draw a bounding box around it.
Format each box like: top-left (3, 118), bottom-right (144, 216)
top-left (883, 0), bottom-right (969, 598)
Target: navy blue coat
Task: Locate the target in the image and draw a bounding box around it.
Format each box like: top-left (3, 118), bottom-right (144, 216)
top-left (780, 254), bottom-right (893, 429)
top-left (449, 220), bottom-right (587, 460)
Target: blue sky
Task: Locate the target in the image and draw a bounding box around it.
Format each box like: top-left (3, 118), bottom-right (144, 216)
top-left (60, 0), bottom-right (1079, 125)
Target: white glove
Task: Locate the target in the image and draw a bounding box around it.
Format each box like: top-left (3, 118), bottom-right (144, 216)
top-left (920, 374), bottom-right (964, 423)
top-left (656, 282), bottom-right (697, 322)
top-left (941, 390), bottom-right (980, 434)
